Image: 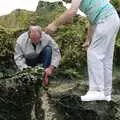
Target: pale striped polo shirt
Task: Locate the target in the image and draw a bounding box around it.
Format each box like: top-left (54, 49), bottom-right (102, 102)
top-left (77, 0), bottom-right (116, 24)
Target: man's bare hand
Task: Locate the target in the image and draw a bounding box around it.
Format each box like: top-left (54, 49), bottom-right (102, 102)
top-left (44, 22), bottom-right (58, 35)
top-left (44, 66), bottom-right (55, 76)
top-left (82, 40), bottom-right (90, 51)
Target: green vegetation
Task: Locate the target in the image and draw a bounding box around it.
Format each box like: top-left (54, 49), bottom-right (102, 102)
top-left (111, 0), bottom-right (120, 9)
top-left (0, 1), bottom-right (120, 119)
top-left (0, 9), bottom-right (35, 29)
top-left (0, 0), bottom-right (119, 78)
top-left (0, 26), bottom-right (26, 59)
top-left (0, 26), bottom-right (15, 58)
top-left (36, 2), bottom-right (65, 27)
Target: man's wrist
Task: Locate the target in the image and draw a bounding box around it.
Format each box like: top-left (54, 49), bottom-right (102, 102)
top-left (50, 65), bottom-right (55, 69)
top-left (49, 65), bottom-right (56, 71)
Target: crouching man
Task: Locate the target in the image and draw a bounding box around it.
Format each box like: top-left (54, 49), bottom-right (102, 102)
top-left (14, 25), bottom-right (61, 78)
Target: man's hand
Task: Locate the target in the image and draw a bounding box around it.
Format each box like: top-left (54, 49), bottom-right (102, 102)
top-left (43, 66), bottom-right (55, 87)
top-left (44, 66), bottom-right (55, 76)
top-left (45, 22), bottom-right (58, 35)
top-left (82, 40), bottom-right (90, 51)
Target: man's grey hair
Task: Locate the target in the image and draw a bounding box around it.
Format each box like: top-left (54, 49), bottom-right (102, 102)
top-left (29, 25), bottom-right (42, 33)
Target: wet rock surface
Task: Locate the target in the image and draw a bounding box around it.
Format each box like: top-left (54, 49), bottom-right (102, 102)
top-left (47, 79), bottom-right (120, 120)
top-left (0, 67), bottom-right (120, 120)
top-left (0, 67), bottom-right (44, 120)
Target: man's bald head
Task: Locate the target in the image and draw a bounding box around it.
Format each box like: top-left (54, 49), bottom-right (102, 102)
top-left (29, 25), bottom-right (42, 44)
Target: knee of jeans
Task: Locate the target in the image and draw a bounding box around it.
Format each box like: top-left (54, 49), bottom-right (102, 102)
top-left (43, 46), bottom-right (52, 53)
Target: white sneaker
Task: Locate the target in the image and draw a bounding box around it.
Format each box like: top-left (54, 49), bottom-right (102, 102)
top-left (104, 95), bottom-right (111, 102)
top-left (81, 91), bottom-right (105, 101)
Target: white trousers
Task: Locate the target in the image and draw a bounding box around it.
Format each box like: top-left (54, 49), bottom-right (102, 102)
top-left (87, 12), bottom-right (120, 96)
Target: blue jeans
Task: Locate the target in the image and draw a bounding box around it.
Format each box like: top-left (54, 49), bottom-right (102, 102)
top-left (26, 46), bottom-right (52, 68)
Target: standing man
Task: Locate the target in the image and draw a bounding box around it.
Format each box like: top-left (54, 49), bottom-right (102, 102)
top-left (14, 25), bottom-right (61, 77)
top-left (46, 0), bottom-right (120, 101)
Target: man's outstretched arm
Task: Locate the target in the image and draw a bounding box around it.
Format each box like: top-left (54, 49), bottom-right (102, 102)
top-left (46, 0), bottom-right (82, 33)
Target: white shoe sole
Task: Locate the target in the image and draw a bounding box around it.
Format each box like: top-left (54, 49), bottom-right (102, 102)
top-left (81, 96), bottom-right (111, 102)
top-left (104, 96), bottom-right (111, 102)
top-left (81, 95), bottom-right (105, 101)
